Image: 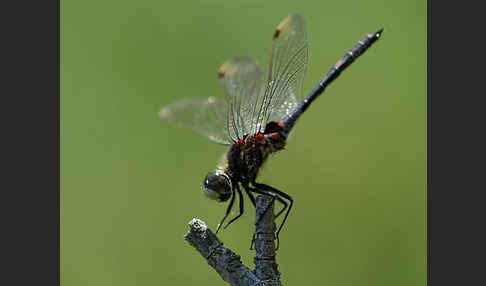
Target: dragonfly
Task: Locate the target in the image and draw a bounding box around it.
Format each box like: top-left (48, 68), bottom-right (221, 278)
top-left (160, 12), bottom-right (383, 249)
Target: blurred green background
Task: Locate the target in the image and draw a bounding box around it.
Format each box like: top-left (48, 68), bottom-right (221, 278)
top-left (61, 0), bottom-right (426, 285)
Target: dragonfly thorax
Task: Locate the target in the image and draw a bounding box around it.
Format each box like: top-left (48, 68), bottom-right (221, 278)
top-left (224, 123), bottom-right (287, 184)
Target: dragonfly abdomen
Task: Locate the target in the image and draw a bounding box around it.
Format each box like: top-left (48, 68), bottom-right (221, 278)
top-left (281, 28), bottom-right (384, 134)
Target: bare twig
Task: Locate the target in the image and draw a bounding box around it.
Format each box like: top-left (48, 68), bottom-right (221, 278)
top-left (184, 195), bottom-right (283, 286)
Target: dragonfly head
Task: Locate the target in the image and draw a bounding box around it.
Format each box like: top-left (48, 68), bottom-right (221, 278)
top-left (202, 172), bottom-right (232, 202)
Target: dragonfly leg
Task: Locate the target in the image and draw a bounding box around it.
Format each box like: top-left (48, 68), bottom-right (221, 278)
top-left (242, 184), bottom-right (273, 249)
top-left (224, 184), bottom-right (245, 229)
top-left (245, 184), bottom-right (288, 250)
top-left (252, 182), bottom-right (293, 250)
top-left (215, 187), bottom-right (236, 234)
top-left (275, 198), bottom-right (288, 219)
top-left (243, 184), bottom-right (256, 207)
top-left (249, 185), bottom-right (287, 224)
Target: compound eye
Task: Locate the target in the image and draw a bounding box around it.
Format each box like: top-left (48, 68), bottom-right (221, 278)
top-left (202, 172), bottom-right (232, 202)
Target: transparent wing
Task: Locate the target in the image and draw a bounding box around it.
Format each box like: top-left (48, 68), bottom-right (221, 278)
top-left (217, 56), bottom-right (265, 139)
top-left (258, 13), bottom-right (308, 129)
top-left (159, 96), bottom-right (232, 145)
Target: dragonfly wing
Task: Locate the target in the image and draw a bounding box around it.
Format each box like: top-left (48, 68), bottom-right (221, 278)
top-left (218, 56), bottom-right (265, 139)
top-left (159, 96), bottom-right (232, 145)
top-left (260, 13), bottom-right (308, 126)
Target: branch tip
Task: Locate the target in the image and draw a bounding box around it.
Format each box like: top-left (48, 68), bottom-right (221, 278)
top-left (187, 218), bottom-right (208, 239)
top-left (185, 196), bottom-right (281, 285)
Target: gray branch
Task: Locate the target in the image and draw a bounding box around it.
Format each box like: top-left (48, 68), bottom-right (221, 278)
top-left (184, 195), bottom-right (283, 286)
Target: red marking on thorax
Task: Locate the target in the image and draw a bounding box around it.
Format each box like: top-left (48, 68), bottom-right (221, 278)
top-left (271, 133), bottom-right (280, 140)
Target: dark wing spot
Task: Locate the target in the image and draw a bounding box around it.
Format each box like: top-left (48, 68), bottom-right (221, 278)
top-left (273, 29), bottom-right (281, 40)
top-left (158, 107), bottom-right (170, 119)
